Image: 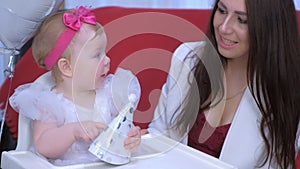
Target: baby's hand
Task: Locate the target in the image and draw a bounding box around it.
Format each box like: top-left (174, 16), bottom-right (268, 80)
top-left (124, 126), bottom-right (141, 152)
top-left (141, 129), bottom-right (149, 135)
top-left (73, 121), bottom-right (106, 142)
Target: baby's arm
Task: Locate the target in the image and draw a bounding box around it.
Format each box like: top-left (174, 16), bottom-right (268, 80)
top-left (33, 120), bottom-right (106, 158)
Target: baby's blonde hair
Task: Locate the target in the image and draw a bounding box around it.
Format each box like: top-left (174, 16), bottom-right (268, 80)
top-left (32, 10), bottom-right (104, 83)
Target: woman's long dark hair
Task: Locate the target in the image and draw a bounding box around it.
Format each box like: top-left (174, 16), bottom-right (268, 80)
top-left (247, 0), bottom-right (300, 168)
top-left (174, 0), bottom-right (300, 168)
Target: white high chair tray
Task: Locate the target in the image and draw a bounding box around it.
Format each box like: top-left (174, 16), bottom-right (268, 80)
top-left (1, 134), bottom-right (237, 169)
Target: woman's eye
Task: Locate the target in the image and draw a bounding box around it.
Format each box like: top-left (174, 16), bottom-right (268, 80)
top-left (238, 17), bottom-right (248, 24)
top-left (217, 7), bottom-right (227, 14)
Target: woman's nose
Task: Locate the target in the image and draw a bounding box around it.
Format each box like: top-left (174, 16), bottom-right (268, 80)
top-left (219, 16), bottom-right (233, 34)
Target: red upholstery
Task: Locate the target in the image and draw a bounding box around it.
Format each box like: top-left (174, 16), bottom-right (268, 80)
top-left (0, 6), bottom-right (300, 167)
top-left (0, 6), bottom-right (211, 137)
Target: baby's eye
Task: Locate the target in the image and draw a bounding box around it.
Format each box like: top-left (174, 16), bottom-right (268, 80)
top-left (94, 53), bottom-right (101, 58)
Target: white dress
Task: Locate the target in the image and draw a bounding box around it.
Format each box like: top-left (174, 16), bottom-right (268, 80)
top-left (9, 68), bottom-right (141, 166)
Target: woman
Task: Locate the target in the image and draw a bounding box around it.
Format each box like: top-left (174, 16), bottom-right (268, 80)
top-left (148, 0), bottom-right (300, 168)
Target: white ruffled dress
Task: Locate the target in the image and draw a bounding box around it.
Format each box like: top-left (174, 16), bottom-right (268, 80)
top-left (9, 69), bottom-right (141, 166)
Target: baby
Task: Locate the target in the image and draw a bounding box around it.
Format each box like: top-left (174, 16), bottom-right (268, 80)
top-left (9, 6), bottom-right (141, 166)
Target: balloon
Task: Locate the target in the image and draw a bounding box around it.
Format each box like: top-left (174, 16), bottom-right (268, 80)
top-left (0, 0), bottom-right (64, 50)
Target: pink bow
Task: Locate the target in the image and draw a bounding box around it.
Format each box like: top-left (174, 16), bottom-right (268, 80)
top-left (63, 6), bottom-right (97, 31)
top-left (44, 6), bottom-right (97, 70)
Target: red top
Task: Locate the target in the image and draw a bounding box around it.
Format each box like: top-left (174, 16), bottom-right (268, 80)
top-left (188, 112), bottom-right (231, 158)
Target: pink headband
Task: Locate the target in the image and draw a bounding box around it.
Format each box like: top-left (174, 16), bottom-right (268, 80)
top-left (44, 6), bottom-right (97, 70)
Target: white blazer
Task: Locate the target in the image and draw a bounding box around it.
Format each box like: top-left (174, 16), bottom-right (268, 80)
top-left (148, 41), bottom-right (300, 169)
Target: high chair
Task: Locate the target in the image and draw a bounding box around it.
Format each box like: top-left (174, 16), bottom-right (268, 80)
top-left (1, 114), bottom-right (112, 169)
top-left (1, 113), bottom-right (237, 169)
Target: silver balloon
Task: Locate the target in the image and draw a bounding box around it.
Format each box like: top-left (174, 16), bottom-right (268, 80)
top-left (0, 0), bottom-right (63, 49)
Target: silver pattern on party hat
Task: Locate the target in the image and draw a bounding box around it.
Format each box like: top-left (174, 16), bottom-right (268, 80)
top-left (89, 68), bottom-right (140, 165)
top-left (88, 100), bottom-right (135, 165)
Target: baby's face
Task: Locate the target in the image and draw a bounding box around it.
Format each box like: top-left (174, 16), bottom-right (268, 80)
top-left (70, 23), bottom-right (110, 91)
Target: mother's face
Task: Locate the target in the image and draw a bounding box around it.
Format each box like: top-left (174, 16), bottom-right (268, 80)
top-left (213, 0), bottom-right (249, 61)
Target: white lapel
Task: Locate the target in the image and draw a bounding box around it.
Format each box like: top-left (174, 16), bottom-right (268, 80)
top-left (219, 88), bottom-right (266, 168)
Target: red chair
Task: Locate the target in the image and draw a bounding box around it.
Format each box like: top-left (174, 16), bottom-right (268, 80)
top-left (0, 6), bottom-right (211, 137)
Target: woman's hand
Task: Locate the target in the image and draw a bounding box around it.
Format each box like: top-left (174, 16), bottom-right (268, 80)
top-left (124, 126), bottom-right (141, 152)
top-left (73, 121), bottom-right (106, 142)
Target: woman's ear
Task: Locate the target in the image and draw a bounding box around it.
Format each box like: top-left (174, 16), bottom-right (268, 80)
top-left (57, 58), bottom-right (72, 77)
